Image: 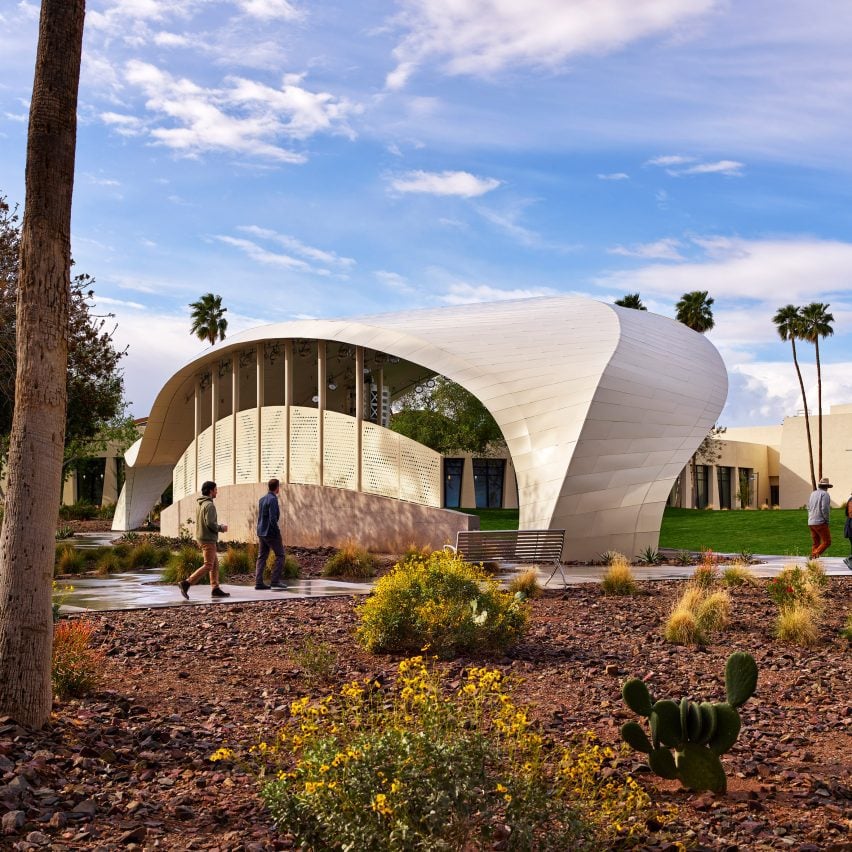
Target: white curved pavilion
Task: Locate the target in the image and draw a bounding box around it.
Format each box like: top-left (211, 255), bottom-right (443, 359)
top-left (114, 296), bottom-right (727, 561)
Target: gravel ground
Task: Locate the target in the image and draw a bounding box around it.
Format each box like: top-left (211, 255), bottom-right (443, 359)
top-left (1, 575), bottom-right (850, 851)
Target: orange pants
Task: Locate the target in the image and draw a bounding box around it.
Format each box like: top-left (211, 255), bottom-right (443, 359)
top-left (808, 524), bottom-right (831, 558)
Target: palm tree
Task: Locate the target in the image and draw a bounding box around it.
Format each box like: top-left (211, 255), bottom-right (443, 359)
top-left (190, 293), bottom-right (228, 346)
top-left (773, 304), bottom-right (816, 490)
top-left (799, 302), bottom-right (834, 479)
top-left (0, 0), bottom-right (85, 727)
top-left (675, 290), bottom-right (714, 332)
top-left (614, 293), bottom-right (647, 310)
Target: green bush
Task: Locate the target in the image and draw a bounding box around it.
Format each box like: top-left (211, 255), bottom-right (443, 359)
top-left (55, 545), bottom-right (86, 576)
top-left (55, 524), bottom-right (75, 540)
top-left (240, 657), bottom-right (658, 851)
top-left (222, 546), bottom-right (253, 575)
top-left (161, 546), bottom-right (204, 583)
top-left (128, 541), bottom-right (164, 569)
top-left (111, 542), bottom-right (131, 560)
top-left (58, 501), bottom-right (98, 520)
top-left (95, 503), bottom-right (116, 520)
top-left (96, 551), bottom-right (123, 576)
top-left (290, 637), bottom-right (337, 684)
top-left (260, 553), bottom-right (300, 583)
top-left (356, 550), bottom-right (527, 657)
top-left (323, 542), bottom-right (377, 579)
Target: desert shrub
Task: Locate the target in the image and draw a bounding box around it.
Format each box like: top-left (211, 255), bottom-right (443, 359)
top-left (672, 550), bottom-right (695, 566)
top-left (357, 550), bottom-right (527, 657)
top-left (58, 501), bottom-right (98, 520)
top-left (96, 551), bottom-right (123, 576)
top-left (55, 545), bottom-right (86, 576)
top-left (260, 553), bottom-right (300, 583)
top-left (111, 542), bottom-right (131, 560)
top-left (601, 555), bottom-right (636, 596)
top-left (598, 550), bottom-right (622, 566)
top-left (95, 503), bottom-right (116, 520)
top-left (52, 620), bottom-right (103, 699)
top-left (663, 586), bottom-right (730, 645)
top-left (804, 559), bottom-right (828, 590)
top-left (323, 542), bottom-right (377, 579)
top-left (401, 543), bottom-right (433, 563)
top-left (235, 657), bottom-right (660, 851)
top-left (290, 637), bottom-right (337, 684)
top-left (223, 546), bottom-right (253, 575)
top-left (691, 562), bottom-right (718, 589)
top-left (127, 541), bottom-right (163, 569)
top-left (720, 562), bottom-right (758, 587)
top-left (162, 546), bottom-right (204, 583)
top-left (735, 550), bottom-right (754, 564)
top-left (775, 603), bottom-right (819, 646)
top-left (635, 546), bottom-right (663, 566)
top-left (508, 568), bottom-right (542, 598)
top-left (55, 524), bottom-right (75, 540)
top-left (767, 565), bottom-right (824, 613)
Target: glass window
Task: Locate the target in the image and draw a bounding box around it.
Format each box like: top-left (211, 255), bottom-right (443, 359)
top-left (75, 458), bottom-right (106, 505)
top-left (695, 464), bottom-right (710, 509)
top-left (717, 466), bottom-right (732, 510)
top-left (443, 458), bottom-right (464, 508)
top-left (473, 458), bottom-right (505, 509)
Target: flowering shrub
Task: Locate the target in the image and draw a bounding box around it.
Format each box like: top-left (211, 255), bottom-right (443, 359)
top-left (356, 550), bottom-right (526, 657)
top-left (232, 657), bottom-right (664, 850)
top-left (52, 619), bottom-right (103, 699)
top-left (767, 565), bottom-right (824, 612)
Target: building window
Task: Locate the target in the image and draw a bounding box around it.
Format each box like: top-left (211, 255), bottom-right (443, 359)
top-left (737, 468), bottom-right (755, 509)
top-left (75, 458), bottom-right (106, 505)
top-left (443, 458), bottom-right (464, 508)
top-left (717, 466), bottom-right (733, 510)
top-left (473, 458), bottom-right (505, 509)
top-left (695, 464), bottom-right (710, 509)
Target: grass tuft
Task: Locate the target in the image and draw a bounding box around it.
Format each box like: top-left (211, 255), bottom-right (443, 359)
top-left (775, 603), bottom-right (819, 646)
top-left (601, 556), bottom-right (637, 596)
top-left (507, 568), bottom-right (542, 598)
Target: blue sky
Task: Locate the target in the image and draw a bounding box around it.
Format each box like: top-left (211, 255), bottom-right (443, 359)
top-left (2, 0), bottom-right (852, 426)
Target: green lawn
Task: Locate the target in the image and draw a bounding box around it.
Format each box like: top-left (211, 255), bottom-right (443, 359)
top-left (460, 506), bottom-right (851, 557)
top-left (659, 507), bottom-right (851, 557)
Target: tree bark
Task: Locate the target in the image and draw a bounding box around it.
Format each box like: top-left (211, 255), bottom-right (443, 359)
top-left (815, 338), bottom-right (823, 480)
top-left (0, 0), bottom-right (85, 727)
top-left (791, 339), bottom-right (816, 491)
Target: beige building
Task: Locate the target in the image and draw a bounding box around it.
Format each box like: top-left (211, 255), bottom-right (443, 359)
top-left (672, 403), bottom-right (852, 510)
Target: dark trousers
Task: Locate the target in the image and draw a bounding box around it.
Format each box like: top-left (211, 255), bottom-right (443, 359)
top-left (256, 532), bottom-right (285, 584)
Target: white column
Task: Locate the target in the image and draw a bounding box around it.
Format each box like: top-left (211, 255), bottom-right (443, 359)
top-left (232, 355), bottom-right (238, 484)
top-left (317, 340), bottom-right (326, 486)
top-left (355, 346), bottom-right (363, 492)
top-left (256, 343), bottom-right (264, 484)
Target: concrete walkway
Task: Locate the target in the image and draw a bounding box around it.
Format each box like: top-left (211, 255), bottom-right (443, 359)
top-left (56, 553), bottom-right (851, 613)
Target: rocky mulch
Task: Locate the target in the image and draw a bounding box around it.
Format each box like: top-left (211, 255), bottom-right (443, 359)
top-left (1, 579), bottom-right (850, 851)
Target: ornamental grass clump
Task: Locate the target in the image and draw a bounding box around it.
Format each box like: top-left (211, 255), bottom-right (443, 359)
top-left (55, 544), bottom-right (86, 576)
top-left (235, 657), bottom-right (662, 851)
top-left (357, 550), bottom-right (527, 657)
top-left (775, 603), bottom-right (819, 646)
top-left (52, 619), bottom-right (103, 699)
top-left (128, 540), bottom-right (163, 569)
top-left (222, 546), bottom-right (253, 575)
top-left (601, 554), bottom-right (636, 596)
top-left (507, 567), bottom-right (542, 598)
top-left (323, 541), bottom-right (377, 579)
top-left (96, 550), bottom-right (123, 576)
top-left (161, 546), bottom-right (204, 583)
top-left (663, 586), bottom-right (730, 646)
top-left (768, 564), bottom-right (825, 646)
top-left (720, 562), bottom-right (758, 588)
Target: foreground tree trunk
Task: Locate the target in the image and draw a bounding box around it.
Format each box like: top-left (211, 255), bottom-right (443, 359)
top-left (0, 0), bottom-right (85, 727)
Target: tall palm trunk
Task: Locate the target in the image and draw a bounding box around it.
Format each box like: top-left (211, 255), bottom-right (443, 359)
top-left (791, 338), bottom-right (816, 490)
top-left (0, 0), bottom-right (85, 727)
top-left (814, 337), bottom-right (823, 479)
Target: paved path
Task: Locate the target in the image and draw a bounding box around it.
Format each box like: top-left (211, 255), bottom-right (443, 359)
top-left (57, 553), bottom-right (851, 613)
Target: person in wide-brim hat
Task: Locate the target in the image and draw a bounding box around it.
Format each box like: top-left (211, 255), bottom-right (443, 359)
top-left (807, 477), bottom-right (833, 558)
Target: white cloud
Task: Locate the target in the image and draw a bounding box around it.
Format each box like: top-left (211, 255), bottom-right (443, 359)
top-left (236, 0), bottom-right (302, 20)
top-left (375, 270), bottom-right (415, 293)
top-left (387, 0), bottom-right (716, 88)
top-left (152, 31), bottom-right (189, 47)
top-left (95, 295), bottom-right (146, 310)
top-left (101, 111), bottom-right (145, 137)
top-left (238, 225), bottom-right (355, 269)
top-left (439, 282), bottom-right (557, 305)
top-left (215, 235), bottom-right (313, 272)
top-left (600, 236), bottom-right (852, 302)
top-left (645, 154), bottom-right (744, 177)
top-left (390, 169), bottom-right (501, 197)
top-left (609, 237), bottom-right (684, 260)
top-left (597, 172), bottom-right (629, 180)
top-left (120, 60), bottom-right (357, 162)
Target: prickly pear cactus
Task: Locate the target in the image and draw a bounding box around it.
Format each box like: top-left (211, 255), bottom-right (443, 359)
top-left (619, 651), bottom-right (758, 794)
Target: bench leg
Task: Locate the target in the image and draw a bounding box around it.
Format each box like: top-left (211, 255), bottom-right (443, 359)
top-left (544, 560), bottom-right (568, 587)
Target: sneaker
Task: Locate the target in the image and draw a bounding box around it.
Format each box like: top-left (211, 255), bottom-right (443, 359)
top-left (269, 583), bottom-right (288, 590)
top-left (211, 586), bottom-right (231, 598)
top-left (179, 580), bottom-right (190, 600)
top-left (254, 583), bottom-right (271, 591)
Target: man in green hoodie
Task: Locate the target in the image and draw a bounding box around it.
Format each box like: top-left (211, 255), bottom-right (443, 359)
top-left (179, 480), bottom-right (230, 599)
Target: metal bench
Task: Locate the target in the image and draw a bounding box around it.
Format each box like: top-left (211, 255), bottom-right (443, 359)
top-left (445, 529), bottom-right (567, 586)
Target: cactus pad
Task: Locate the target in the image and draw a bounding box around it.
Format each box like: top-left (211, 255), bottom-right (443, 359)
top-left (676, 742), bottom-right (727, 793)
top-left (725, 651), bottom-right (758, 707)
top-left (707, 702), bottom-right (741, 755)
top-left (694, 702), bottom-right (717, 745)
top-left (620, 721), bottom-right (652, 754)
top-left (650, 699), bottom-right (682, 748)
top-left (622, 678), bottom-right (653, 717)
top-left (648, 747), bottom-right (678, 780)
